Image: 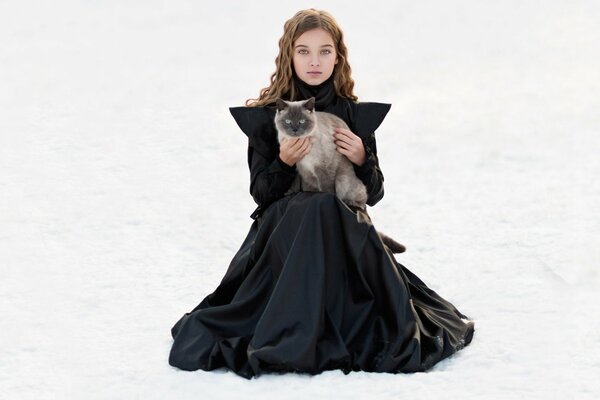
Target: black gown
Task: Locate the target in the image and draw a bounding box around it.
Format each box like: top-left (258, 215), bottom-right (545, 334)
top-left (168, 88), bottom-right (475, 379)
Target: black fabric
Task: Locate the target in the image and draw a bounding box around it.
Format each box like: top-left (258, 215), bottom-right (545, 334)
top-left (168, 85), bottom-right (474, 379)
top-left (168, 191), bottom-right (475, 379)
top-left (246, 149), bottom-right (298, 217)
top-left (229, 96), bottom-right (389, 220)
top-left (291, 71), bottom-right (337, 110)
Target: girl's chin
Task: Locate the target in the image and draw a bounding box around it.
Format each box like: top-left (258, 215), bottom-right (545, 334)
top-left (303, 74), bottom-right (327, 84)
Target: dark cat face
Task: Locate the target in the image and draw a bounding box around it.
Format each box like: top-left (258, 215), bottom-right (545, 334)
top-left (274, 97), bottom-right (317, 138)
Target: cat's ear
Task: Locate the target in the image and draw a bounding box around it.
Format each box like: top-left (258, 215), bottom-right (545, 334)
top-left (303, 97), bottom-right (316, 112)
top-left (276, 98), bottom-right (288, 112)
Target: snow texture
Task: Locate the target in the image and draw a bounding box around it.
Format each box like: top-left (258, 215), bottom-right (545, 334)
top-left (1, 1), bottom-right (599, 399)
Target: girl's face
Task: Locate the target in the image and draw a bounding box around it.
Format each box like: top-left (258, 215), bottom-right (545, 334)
top-left (292, 28), bottom-right (339, 86)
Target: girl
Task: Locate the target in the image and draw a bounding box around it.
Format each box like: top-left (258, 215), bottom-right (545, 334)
top-left (169, 8), bottom-right (474, 380)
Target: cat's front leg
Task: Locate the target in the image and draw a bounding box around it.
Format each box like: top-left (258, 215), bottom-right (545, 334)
top-left (299, 169), bottom-right (322, 192)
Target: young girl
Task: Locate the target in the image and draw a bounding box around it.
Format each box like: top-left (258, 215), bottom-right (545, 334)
top-left (168, 8), bottom-right (474, 380)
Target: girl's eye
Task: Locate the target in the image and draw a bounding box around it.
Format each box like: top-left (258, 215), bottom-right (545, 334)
top-left (298, 49), bottom-right (332, 55)
top-left (299, 119), bottom-right (305, 124)
top-left (285, 119), bottom-right (291, 124)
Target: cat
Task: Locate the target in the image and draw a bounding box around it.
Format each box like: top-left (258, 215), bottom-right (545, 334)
top-left (274, 97), bottom-right (406, 254)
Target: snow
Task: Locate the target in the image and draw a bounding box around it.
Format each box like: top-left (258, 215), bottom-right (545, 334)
top-left (1, 0), bottom-right (599, 399)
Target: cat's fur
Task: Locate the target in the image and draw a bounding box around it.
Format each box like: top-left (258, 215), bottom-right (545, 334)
top-left (274, 97), bottom-right (406, 254)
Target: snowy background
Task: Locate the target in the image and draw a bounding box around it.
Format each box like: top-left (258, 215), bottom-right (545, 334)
top-left (1, 0), bottom-right (599, 399)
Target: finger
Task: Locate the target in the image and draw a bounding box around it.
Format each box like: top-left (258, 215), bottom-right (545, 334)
top-left (301, 139), bottom-right (311, 153)
top-left (338, 144), bottom-right (356, 158)
top-left (281, 138), bottom-right (294, 148)
top-left (289, 138), bottom-right (304, 150)
top-left (335, 131), bottom-right (357, 143)
top-left (300, 138), bottom-right (311, 148)
top-left (335, 140), bottom-right (352, 150)
top-left (296, 138), bottom-right (308, 151)
top-left (336, 146), bottom-right (349, 156)
top-left (303, 143), bottom-right (312, 155)
top-left (334, 127), bottom-right (349, 133)
top-left (335, 128), bottom-right (355, 139)
top-left (335, 137), bottom-right (352, 147)
top-left (291, 138), bottom-right (308, 156)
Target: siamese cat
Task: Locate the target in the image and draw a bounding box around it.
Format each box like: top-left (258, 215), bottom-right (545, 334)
top-left (274, 97), bottom-right (406, 254)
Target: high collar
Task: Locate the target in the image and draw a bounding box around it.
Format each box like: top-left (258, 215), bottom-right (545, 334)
top-left (292, 72), bottom-right (337, 111)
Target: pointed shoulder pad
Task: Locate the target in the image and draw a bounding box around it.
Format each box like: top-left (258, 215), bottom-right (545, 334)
top-left (229, 106), bottom-right (278, 159)
top-left (229, 106), bottom-right (270, 138)
top-left (354, 102), bottom-right (392, 139)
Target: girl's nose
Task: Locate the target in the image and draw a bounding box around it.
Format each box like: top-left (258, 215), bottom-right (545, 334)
top-left (310, 58), bottom-right (320, 66)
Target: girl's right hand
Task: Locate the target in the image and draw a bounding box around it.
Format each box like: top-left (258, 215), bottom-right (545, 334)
top-left (279, 137), bottom-right (312, 167)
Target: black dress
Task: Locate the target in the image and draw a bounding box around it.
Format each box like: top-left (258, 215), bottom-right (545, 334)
top-left (168, 80), bottom-right (475, 379)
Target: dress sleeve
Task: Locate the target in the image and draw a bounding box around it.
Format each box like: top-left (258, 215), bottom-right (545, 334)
top-left (248, 145), bottom-right (298, 209)
top-left (230, 106), bottom-right (298, 217)
top-left (351, 102), bottom-right (391, 207)
top-left (352, 133), bottom-right (384, 206)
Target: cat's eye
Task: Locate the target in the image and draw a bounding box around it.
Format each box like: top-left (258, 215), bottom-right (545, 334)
top-left (299, 119), bottom-right (305, 124)
top-left (285, 119), bottom-right (291, 124)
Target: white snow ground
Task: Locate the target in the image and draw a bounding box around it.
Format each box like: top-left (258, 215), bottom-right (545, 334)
top-left (1, 1), bottom-right (599, 399)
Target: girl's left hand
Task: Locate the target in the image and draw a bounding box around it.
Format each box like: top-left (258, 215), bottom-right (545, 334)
top-left (334, 127), bottom-right (367, 166)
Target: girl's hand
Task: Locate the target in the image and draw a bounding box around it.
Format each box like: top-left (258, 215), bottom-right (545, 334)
top-left (279, 137), bottom-right (312, 167)
top-left (334, 128), bottom-right (366, 166)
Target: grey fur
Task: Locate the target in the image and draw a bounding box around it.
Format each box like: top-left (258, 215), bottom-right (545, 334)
top-left (274, 97), bottom-right (406, 253)
top-left (275, 97), bottom-right (367, 208)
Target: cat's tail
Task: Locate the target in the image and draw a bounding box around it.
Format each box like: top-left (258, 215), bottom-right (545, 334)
top-left (377, 231), bottom-right (406, 253)
top-left (350, 205), bottom-right (406, 253)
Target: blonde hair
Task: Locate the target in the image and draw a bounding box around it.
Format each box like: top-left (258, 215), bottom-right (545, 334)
top-left (245, 8), bottom-right (358, 107)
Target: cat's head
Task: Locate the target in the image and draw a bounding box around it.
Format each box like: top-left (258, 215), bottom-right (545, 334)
top-left (274, 97), bottom-right (317, 139)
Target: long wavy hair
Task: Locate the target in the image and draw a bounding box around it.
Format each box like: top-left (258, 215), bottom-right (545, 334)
top-left (245, 9), bottom-right (358, 107)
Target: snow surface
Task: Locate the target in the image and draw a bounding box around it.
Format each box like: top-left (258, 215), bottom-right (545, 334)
top-left (1, 1), bottom-right (599, 399)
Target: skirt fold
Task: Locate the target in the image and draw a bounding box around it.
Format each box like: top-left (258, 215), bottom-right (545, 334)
top-left (169, 191), bottom-right (474, 379)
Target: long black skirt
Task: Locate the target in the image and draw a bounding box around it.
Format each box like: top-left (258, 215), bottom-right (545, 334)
top-left (168, 191), bottom-right (474, 379)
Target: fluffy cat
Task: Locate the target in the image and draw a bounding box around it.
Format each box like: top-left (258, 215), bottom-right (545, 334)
top-left (274, 97), bottom-right (406, 254)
